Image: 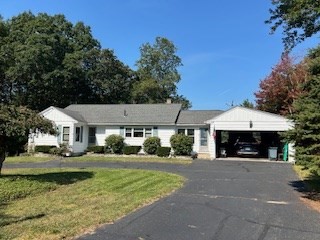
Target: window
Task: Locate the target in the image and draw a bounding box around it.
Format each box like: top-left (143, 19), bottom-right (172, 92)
top-left (145, 128), bottom-right (152, 138)
top-left (178, 129), bottom-right (185, 135)
top-left (62, 127), bottom-right (70, 143)
top-left (133, 128), bottom-right (144, 137)
top-left (75, 127), bottom-right (81, 142)
top-left (125, 128), bottom-right (132, 137)
top-left (187, 129), bottom-right (195, 144)
top-left (75, 126), bottom-right (83, 142)
top-left (88, 127), bottom-right (96, 144)
top-left (177, 128), bottom-right (194, 144)
top-left (123, 127), bottom-right (157, 138)
top-left (200, 128), bottom-right (208, 146)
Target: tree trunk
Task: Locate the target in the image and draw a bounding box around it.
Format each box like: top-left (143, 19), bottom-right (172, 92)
top-left (0, 136), bottom-right (6, 175)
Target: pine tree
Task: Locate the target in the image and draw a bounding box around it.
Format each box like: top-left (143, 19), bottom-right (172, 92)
top-left (286, 46), bottom-right (320, 174)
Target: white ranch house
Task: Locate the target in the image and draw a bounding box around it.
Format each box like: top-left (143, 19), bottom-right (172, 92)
top-left (29, 104), bottom-right (294, 161)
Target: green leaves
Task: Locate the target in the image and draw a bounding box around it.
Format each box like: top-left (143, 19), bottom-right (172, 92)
top-left (0, 104), bottom-right (55, 137)
top-left (134, 37), bottom-right (190, 108)
top-left (285, 45), bottom-right (320, 172)
top-left (266, 0), bottom-right (320, 50)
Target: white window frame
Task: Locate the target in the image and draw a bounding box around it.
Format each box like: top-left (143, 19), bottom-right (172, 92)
top-left (123, 127), bottom-right (155, 138)
top-left (133, 128), bottom-right (144, 138)
top-left (145, 128), bottom-right (152, 138)
top-left (125, 128), bottom-right (132, 137)
top-left (62, 126), bottom-right (70, 143)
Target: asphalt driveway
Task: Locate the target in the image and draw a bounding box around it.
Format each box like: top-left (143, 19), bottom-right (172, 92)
top-left (4, 159), bottom-right (320, 239)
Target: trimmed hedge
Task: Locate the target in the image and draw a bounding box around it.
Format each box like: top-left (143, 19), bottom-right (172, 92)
top-left (143, 137), bottom-right (161, 155)
top-left (34, 145), bottom-right (56, 153)
top-left (123, 146), bottom-right (141, 155)
top-left (86, 145), bottom-right (105, 154)
top-left (105, 134), bottom-right (125, 154)
top-left (170, 134), bottom-right (193, 156)
top-left (156, 147), bottom-right (171, 157)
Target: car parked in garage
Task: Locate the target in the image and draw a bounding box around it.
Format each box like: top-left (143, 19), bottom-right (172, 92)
top-left (236, 143), bottom-right (260, 157)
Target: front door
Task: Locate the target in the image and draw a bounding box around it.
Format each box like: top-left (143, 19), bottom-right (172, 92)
top-left (200, 128), bottom-right (208, 151)
top-left (88, 127), bottom-right (96, 145)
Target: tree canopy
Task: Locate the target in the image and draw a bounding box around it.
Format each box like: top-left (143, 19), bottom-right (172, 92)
top-left (266, 0), bottom-right (320, 50)
top-left (0, 104), bottom-right (55, 173)
top-left (134, 37), bottom-right (191, 109)
top-left (0, 12), bottom-right (135, 111)
top-left (240, 99), bottom-right (255, 109)
top-left (255, 53), bottom-right (308, 115)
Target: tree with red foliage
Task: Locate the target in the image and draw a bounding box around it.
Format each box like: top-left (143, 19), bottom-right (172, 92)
top-left (255, 53), bottom-right (308, 115)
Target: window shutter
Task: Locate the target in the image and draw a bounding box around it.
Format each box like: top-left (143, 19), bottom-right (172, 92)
top-left (120, 127), bottom-right (124, 137)
top-left (57, 125), bottom-right (62, 144)
top-left (153, 127), bottom-right (158, 137)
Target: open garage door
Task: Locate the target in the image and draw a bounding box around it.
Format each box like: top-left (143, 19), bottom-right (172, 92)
top-left (216, 130), bottom-right (285, 160)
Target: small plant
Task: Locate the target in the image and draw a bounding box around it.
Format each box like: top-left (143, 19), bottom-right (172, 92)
top-left (123, 146), bottom-right (141, 155)
top-left (170, 134), bottom-right (193, 156)
top-left (86, 146), bottom-right (105, 154)
top-left (105, 134), bottom-right (125, 154)
top-left (156, 147), bottom-right (171, 157)
top-left (143, 137), bottom-right (161, 155)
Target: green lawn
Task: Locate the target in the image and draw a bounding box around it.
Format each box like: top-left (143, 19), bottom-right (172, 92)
top-left (0, 168), bottom-right (184, 240)
top-left (5, 155), bottom-right (192, 165)
top-left (5, 155), bottom-right (54, 163)
top-left (64, 155), bottom-right (192, 164)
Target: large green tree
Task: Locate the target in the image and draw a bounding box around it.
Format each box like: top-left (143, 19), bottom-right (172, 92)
top-left (266, 0), bottom-right (320, 50)
top-left (286, 46), bottom-right (320, 174)
top-left (0, 12), bottom-right (98, 110)
top-left (88, 49), bottom-right (136, 104)
top-left (0, 104), bottom-right (55, 174)
top-left (0, 12), bottom-right (135, 111)
top-left (266, 1), bottom-right (320, 172)
top-left (134, 37), bottom-right (191, 109)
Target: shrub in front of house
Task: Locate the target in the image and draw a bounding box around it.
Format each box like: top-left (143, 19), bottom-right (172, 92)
top-left (156, 147), bottom-right (171, 157)
top-left (143, 137), bottom-right (161, 155)
top-left (86, 145), bottom-right (105, 154)
top-left (34, 145), bottom-right (56, 153)
top-left (170, 134), bottom-right (193, 156)
top-left (49, 143), bottom-right (71, 156)
top-left (123, 146), bottom-right (141, 155)
top-left (105, 134), bottom-right (125, 154)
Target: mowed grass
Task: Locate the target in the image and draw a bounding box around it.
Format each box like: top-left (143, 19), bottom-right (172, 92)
top-left (5, 155), bottom-right (192, 165)
top-left (66, 155), bottom-right (192, 164)
top-left (0, 168), bottom-right (184, 240)
top-left (5, 155), bottom-right (54, 163)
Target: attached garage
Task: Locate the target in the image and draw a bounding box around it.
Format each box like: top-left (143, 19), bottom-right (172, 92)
top-left (205, 107), bottom-right (294, 162)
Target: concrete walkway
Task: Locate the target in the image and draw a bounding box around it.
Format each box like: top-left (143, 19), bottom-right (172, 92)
top-left (4, 159), bottom-right (320, 240)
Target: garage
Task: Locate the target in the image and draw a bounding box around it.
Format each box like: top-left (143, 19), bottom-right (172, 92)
top-left (215, 130), bottom-right (283, 159)
top-left (205, 106), bottom-right (294, 162)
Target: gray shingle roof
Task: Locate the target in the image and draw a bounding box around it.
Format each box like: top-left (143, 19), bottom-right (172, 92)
top-left (55, 107), bottom-right (87, 123)
top-left (65, 104), bottom-right (182, 125)
top-left (176, 110), bottom-right (224, 125)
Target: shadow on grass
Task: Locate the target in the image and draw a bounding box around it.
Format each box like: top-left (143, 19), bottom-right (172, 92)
top-left (1, 171), bottom-right (94, 185)
top-left (289, 175), bottom-right (320, 201)
top-left (0, 211), bottom-right (45, 227)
